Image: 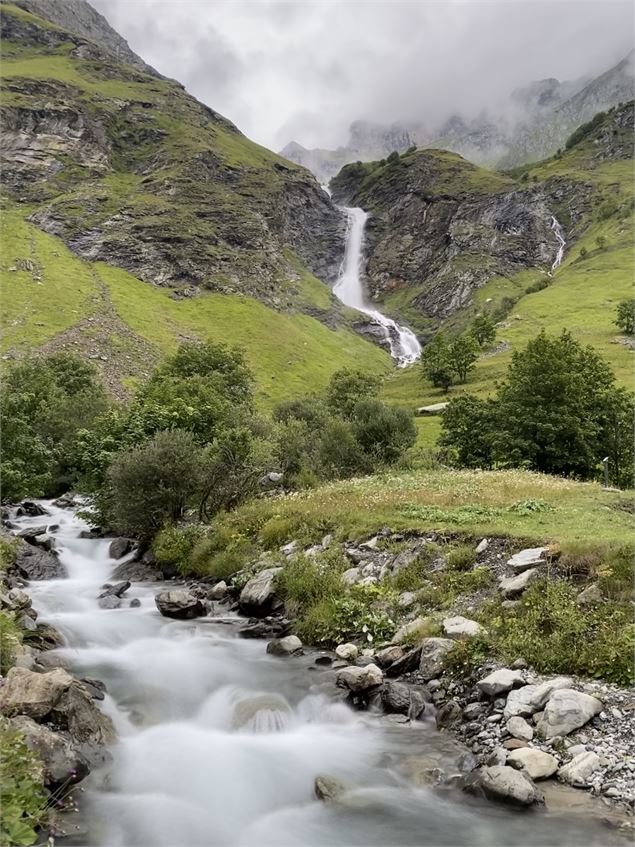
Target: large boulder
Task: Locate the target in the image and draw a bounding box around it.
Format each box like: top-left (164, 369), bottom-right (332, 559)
top-left (10, 715), bottom-right (90, 788)
top-left (386, 646), bottom-right (422, 677)
top-left (155, 590), bottom-right (205, 620)
top-left (418, 638), bottom-right (455, 681)
top-left (13, 542), bottom-right (66, 580)
top-left (477, 669), bottom-right (524, 697)
top-left (557, 751), bottom-right (601, 787)
top-left (18, 501), bottom-right (48, 517)
top-left (239, 568), bottom-right (282, 616)
top-left (478, 765), bottom-right (542, 806)
top-left (109, 538), bottom-right (134, 560)
top-left (113, 559), bottom-right (163, 581)
top-left (505, 716), bottom-right (534, 742)
top-left (374, 645), bottom-right (404, 668)
top-left (442, 616), bottom-right (485, 639)
top-left (266, 635), bottom-right (303, 656)
top-left (381, 681), bottom-right (423, 717)
top-left (536, 689), bottom-right (602, 739)
top-left (336, 663), bottom-right (383, 694)
top-left (503, 677), bottom-right (572, 719)
top-left (507, 748), bottom-right (558, 780)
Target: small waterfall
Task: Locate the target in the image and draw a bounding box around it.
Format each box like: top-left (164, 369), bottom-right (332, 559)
top-left (550, 216), bottom-right (566, 271)
top-left (333, 207), bottom-right (421, 367)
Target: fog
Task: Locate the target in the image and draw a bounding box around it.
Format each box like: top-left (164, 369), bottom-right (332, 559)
top-left (92, 0), bottom-right (634, 150)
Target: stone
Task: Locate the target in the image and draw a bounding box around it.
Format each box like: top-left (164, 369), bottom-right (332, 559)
top-left (478, 765), bottom-right (541, 806)
top-left (536, 689), bottom-right (603, 739)
top-left (381, 681), bottom-right (413, 715)
top-left (463, 703), bottom-right (485, 720)
top-left (393, 617), bottom-right (427, 644)
top-left (315, 775), bottom-right (347, 802)
top-left (108, 538), bottom-right (134, 560)
top-left (391, 549), bottom-right (418, 573)
top-left (336, 663), bottom-right (383, 694)
top-left (386, 647), bottom-right (422, 677)
top-left (13, 542), bottom-right (66, 580)
top-left (4, 588), bottom-right (32, 611)
top-left (232, 694), bottom-right (290, 731)
top-left (442, 616), bottom-right (485, 639)
top-left (436, 700), bottom-right (462, 729)
top-left (475, 538), bottom-right (488, 554)
top-left (506, 716), bottom-right (534, 742)
top-left (266, 635), bottom-right (303, 656)
top-left (374, 645), bottom-right (404, 668)
top-left (507, 748), bottom-right (558, 780)
top-left (501, 600), bottom-right (520, 610)
top-left (239, 568), bottom-right (282, 616)
top-left (112, 559), bottom-right (163, 581)
top-left (129, 598), bottom-right (141, 608)
top-left (575, 584), bottom-right (603, 606)
top-left (486, 747), bottom-right (508, 767)
top-left (504, 677), bottom-right (573, 719)
top-left (457, 752), bottom-right (478, 773)
top-left (499, 568), bottom-right (538, 599)
top-left (510, 658), bottom-right (527, 670)
top-left (557, 751), bottom-right (601, 786)
top-left (503, 739), bottom-right (529, 750)
top-left (477, 669), bottom-right (524, 697)
top-left (259, 472), bottom-right (284, 487)
top-left (10, 715), bottom-right (89, 788)
top-left (335, 643), bottom-right (358, 662)
top-left (97, 595), bottom-right (121, 610)
top-left (360, 536), bottom-right (379, 550)
top-left (154, 590), bottom-right (205, 620)
top-left (98, 580), bottom-right (130, 599)
top-left (342, 568), bottom-right (361, 586)
top-left (506, 547), bottom-right (548, 574)
top-left (16, 525), bottom-right (50, 542)
top-left (208, 581), bottom-right (227, 600)
top-left (418, 638), bottom-right (455, 681)
top-left (279, 540), bottom-right (299, 556)
top-left (397, 591), bottom-right (416, 609)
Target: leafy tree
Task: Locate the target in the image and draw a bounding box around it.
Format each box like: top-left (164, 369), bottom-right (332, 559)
top-left (599, 387), bottom-right (634, 489)
top-left (595, 234), bottom-right (607, 250)
top-left (420, 333), bottom-right (454, 391)
top-left (317, 418), bottom-right (368, 479)
top-left (352, 400), bottom-right (416, 464)
top-left (439, 395), bottom-right (497, 468)
top-left (615, 300), bottom-right (635, 335)
top-left (470, 313), bottom-right (496, 347)
top-left (273, 396), bottom-right (329, 429)
top-left (150, 342), bottom-right (253, 406)
top-left (326, 369), bottom-right (380, 418)
top-left (450, 334), bottom-right (479, 383)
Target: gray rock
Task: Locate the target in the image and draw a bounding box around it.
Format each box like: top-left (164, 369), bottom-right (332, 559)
top-left (19, 501), bottom-right (48, 517)
top-left (3, 587), bottom-right (32, 611)
top-left (374, 645), bottom-right (404, 668)
top-left (208, 580), bottom-right (228, 600)
top-left (442, 615), bottom-right (485, 639)
top-left (279, 540), bottom-right (299, 556)
top-left (10, 715), bottom-right (89, 788)
top-left (436, 700), bottom-right (462, 729)
top-left (381, 681), bottom-right (413, 715)
top-left (504, 677), bottom-right (573, 719)
top-left (97, 595), bottom-right (121, 610)
top-left (478, 765), bottom-right (542, 806)
top-left (108, 537), bottom-right (134, 560)
top-left (475, 538), bottom-right (488, 554)
top-left (315, 774), bottom-right (347, 802)
top-left (342, 567), bottom-right (361, 586)
top-left (112, 559), bottom-right (163, 581)
top-left (98, 580), bottom-right (130, 599)
top-left (335, 643), bottom-right (358, 662)
top-left (266, 635), bottom-right (303, 656)
top-left (239, 567), bottom-right (282, 616)
top-left (558, 751), bottom-right (601, 786)
top-left (575, 584), bottom-right (603, 606)
top-left (486, 747), bottom-right (508, 766)
top-left (536, 689), bottom-right (603, 739)
top-left (397, 591), bottom-right (416, 609)
top-left (393, 617), bottom-right (427, 644)
top-left (129, 598), bottom-right (141, 608)
top-left (463, 703), bottom-right (485, 720)
top-left (419, 638), bottom-right (455, 681)
top-left (386, 647), bottom-right (422, 677)
top-left (506, 547), bottom-right (548, 574)
top-left (336, 663), bottom-right (383, 694)
top-left (155, 589), bottom-right (205, 620)
top-left (506, 716), bottom-right (534, 742)
top-left (13, 541), bottom-right (66, 580)
top-left (477, 669), bottom-right (524, 697)
top-left (499, 568), bottom-right (539, 598)
top-left (507, 748), bottom-right (558, 780)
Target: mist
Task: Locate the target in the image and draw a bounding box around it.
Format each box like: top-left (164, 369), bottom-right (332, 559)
top-left (92, 0), bottom-right (634, 150)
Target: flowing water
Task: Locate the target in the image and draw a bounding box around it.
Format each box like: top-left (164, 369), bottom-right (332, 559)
top-left (10, 503), bottom-right (625, 846)
top-left (333, 207), bottom-right (422, 367)
top-left (550, 216), bottom-right (566, 271)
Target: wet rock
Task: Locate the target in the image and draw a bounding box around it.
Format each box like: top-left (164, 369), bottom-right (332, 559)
top-left (478, 765), bottom-right (542, 806)
top-left (576, 584), bottom-right (603, 606)
top-left (436, 700), bottom-right (462, 729)
top-left (97, 595), bottom-right (121, 609)
top-left (314, 655), bottom-right (332, 666)
top-left (499, 568), bottom-right (538, 599)
top-left (98, 581), bottom-right (130, 599)
top-left (504, 677), bottom-right (573, 719)
top-left (507, 748), bottom-right (558, 780)
top-left (506, 716), bottom-right (534, 741)
top-left (2, 587), bottom-right (32, 611)
top-left (79, 527), bottom-right (104, 539)
top-left (129, 598), bottom-right (141, 608)
top-left (536, 689), bottom-right (603, 739)
top-left (506, 547), bottom-right (548, 574)
top-left (558, 751), bottom-right (601, 786)
top-left (79, 678), bottom-right (106, 701)
top-left (486, 747), bottom-right (508, 766)
top-left (155, 589), bottom-right (205, 620)
top-left (442, 616), bottom-right (485, 639)
top-left (477, 669), bottom-right (524, 697)
top-left (16, 525), bottom-right (50, 542)
top-left (266, 635), bottom-right (303, 656)
top-left (232, 694), bottom-right (290, 731)
top-left (109, 538), bottom-right (134, 560)
top-left (386, 646), bottom-right (422, 677)
top-left (19, 501), bottom-right (48, 517)
top-left (457, 751), bottom-right (478, 773)
top-left (112, 559), bottom-right (163, 581)
top-left (315, 774), bottom-right (347, 802)
top-left (10, 715), bottom-right (90, 788)
top-left (336, 663), bottom-right (383, 694)
top-left (335, 643), bottom-right (358, 662)
top-left (52, 494), bottom-right (78, 509)
top-left (374, 645), bottom-right (404, 668)
top-left (208, 581), bottom-right (227, 601)
top-left (13, 541), bottom-right (66, 580)
top-left (419, 638), bottom-right (455, 681)
top-left (239, 567), bottom-right (282, 617)
top-left (381, 681), bottom-right (413, 716)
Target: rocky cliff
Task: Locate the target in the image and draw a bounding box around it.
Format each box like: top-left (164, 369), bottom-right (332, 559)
top-left (0, 1), bottom-right (345, 307)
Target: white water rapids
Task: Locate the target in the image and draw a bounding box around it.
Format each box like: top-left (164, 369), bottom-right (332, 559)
top-left (333, 207), bottom-right (421, 367)
top-left (550, 216), bottom-right (566, 271)
top-left (9, 503), bottom-right (622, 846)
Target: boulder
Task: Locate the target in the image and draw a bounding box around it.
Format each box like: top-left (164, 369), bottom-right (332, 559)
top-left (98, 581), bottom-right (130, 599)
top-left (315, 775), bottom-right (347, 802)
top-left (557, 751), bottom-right (601, 786)
top-left (504, 677), bottom-right (572, 719)
top-left (477, 669), bottom-right (524, 697)
top-left (506, 547), bottom-right (548, 574)
top-left (478, 765), bottom-right (542, 806)
top-left (374, 645), bottom-right (404, 668)
top-left (266, 635), bottom-right (303, 656)
top-left (475, 538), bottom-right (488, 554)
top-left (342, 567), bottom-right (361, 586)
top-left (435, 700), bottom-right (462, 729)
top-left (498, 568), bottom-right (538, 599)
top-left (381, 681), bottom-right (414, 716)
top-left (97, 595), bottom-right (121, 610)
top-left (419, 638), bottom-right (455, 680)
top-left (239, 568), bottom-right (282, 616)
top-left (16, 525), bottom-right (50, 541)
top-left (10, 715), bottom-right (89, 788)
top-left (19, 501), bottom-right (48, 517)
top-left (129, 598), bottom-right (141, 608)
top-left (279, 540), bottom-right (299, 557)
top-left (536, 689), bottom-right (602, 739)
top-left (507, 748), bottom-right (558, 780)
top-left (154, 590), bottom-right (205, 620)
top-left (109, 538), bottom-right (134, 560)
top-left (575, 584), bottom-right (603, 606)
top-left (336, 663), bottom-right (383, 694)
top-left (505, 716), bottom-right (534, 742)
top-left (335, 643), bottom-right (358, 662)
top-left (397, 591), bottom-right (416, 609)
top-left (112, 559), bottom-right (163, 581)
top-left (208, 581), bottom-right (227, 601)
top-left (3, 587), bottom-right (32, 611)
top-left (442, 616), bottom-right (484, 639)
top-left (13, 542), bottom-right (66, 580)
top-left (503, 739), bottom-right (529, 751)
top-left (386, 646), bottom-right (422, 677)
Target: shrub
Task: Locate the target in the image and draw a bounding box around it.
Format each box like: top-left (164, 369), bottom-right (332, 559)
top-left (615, 300), bottom-right (635, 335)
top-left (390, 545), bottom-right (439, 593)
top-left (352, 400), bottom-right (417, 464)
top-left (0, 612), bottom-right (22, 675)
top-left (326, 369), bottom-right (380, 419)
top-left (191, 539), bottom-right (258, 581)
top-left (277, 548), bottom-right (345, 618)
top-left (579, 246), bottom-right (588, 259)
top-left (525, 278), bottom-right (550, 294)
top-left (595, 234), bottom-right (607, 250)
top-left (294, 586), bottom-right (395, 646)
top-left (446, 545), bottom-right (478, 571)
top-left (0, 717), bottom-right (47, 847)
top-left (153, 524), bottom-right (207, 575)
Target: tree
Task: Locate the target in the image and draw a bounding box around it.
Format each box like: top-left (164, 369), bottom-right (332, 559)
top-left (420, 333), bottom-right (454, 391)
top-left (595, 234), bottom-right (607, 250)
top-left (449, 334), bottom-right (479, 383)
top-left (470, 314), bottom-right (497, 347)
top-left (352, 400), bottom-right (416, 464)
top-left (326, 369), bottom-right (380, 419)
top-left (615, 300), bottom-right (635, 335)
top-left (439, 395), bottom-right (496, 468)
top-left (599, 387), bottom-right (634, 489)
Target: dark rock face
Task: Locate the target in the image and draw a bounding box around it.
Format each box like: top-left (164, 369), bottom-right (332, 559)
top-left (13, 540), bottom-right (67, 580)
top-left (109, 538), bottom-right (134, 560)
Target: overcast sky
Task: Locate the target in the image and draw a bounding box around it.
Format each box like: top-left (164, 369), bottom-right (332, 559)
top-left (92, 0), bottom-right (634, 151)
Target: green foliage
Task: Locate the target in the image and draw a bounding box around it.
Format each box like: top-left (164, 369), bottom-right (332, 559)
top-left (470, 314), bottom-right (497, 347)
top-left (615, 299), bottom-right (635, 335)
top-left (449, 334), bottom-right (479, 383)
top-left (326, 368), bottom-right (380, 419)
top-left (0, 538), bottom-right (18, 571)
top-left (190, 538), bottom-right (257, 581)
top-left (579, 246), bottom-right (588, 259)
top-left (351, 400), bottom-right (417, 465)
top-left (525, 278), bottom-right (550, 294)
top-left (277, 547), bottom-right (345, 618)
top-left (595, 234), bottom-right (607, 250)
top-left (0, 717), bottom-right (46, 847)
top-left (153, 524), bottom-right (207, 575)
top-left (390, 545), bottom-right (439, 593)
top-left (420, 332), bottom-right (453, 391)
top-left (565, 110), bottom-right (607, 149)
top-left (0, 611), bottom-right (22, 675)
top-left (446, 545), bottom-right (478, 571)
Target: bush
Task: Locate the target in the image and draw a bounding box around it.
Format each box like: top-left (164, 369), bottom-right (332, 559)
top-left (615, 299), bottom-right (635, 335)
top-left (191, 539), bottom-right (258, 581)
top-left (390, 545), bottom-right (439, 593)
top-left (446, 545), bottom-right (478, 571)
top-left (153, 524), bottom-right (207, 575)
top-left (326, 369), bottom-right (380, 419)
top-left (565, 111), bottom-right (606, 149)
top-left (0, 611), bottom-right (22, 675)
top-left (0, 717), bottom-right (47, 847)
top-left (352, 400), bottom-right (417, 464)
top-left (277, 548), bottom-right (345, 619)
top-left (525, 278), bottom-right (550, 294)
top-left (294, 585), bottom-right (395, 646)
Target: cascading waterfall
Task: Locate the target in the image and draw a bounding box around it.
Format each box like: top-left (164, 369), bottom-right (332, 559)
top-left (550, 216), bottom-right (566, 271)
top-left (333, 206), bottom-right (422, 367)
top-left (7, 502), bottom-right (622, 847)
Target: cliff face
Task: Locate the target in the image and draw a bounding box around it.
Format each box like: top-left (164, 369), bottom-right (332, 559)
top-left (0, 2), bottom-right (345, 307)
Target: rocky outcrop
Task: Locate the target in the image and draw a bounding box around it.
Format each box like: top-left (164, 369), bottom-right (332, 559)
top-left (12, 539), bottom-right (66, 580)
top-left (10, 714), bottom-right (90, 788)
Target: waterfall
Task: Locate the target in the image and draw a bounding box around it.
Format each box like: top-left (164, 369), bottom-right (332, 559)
top-left (550, 216), bottom-right (566, 271)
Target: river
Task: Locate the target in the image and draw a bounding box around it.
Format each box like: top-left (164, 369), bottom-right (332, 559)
top-left (9, 503), bottom-right (624, 846)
